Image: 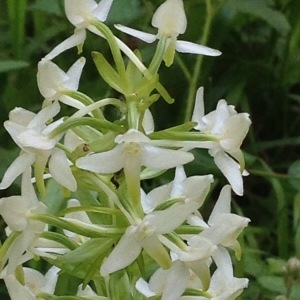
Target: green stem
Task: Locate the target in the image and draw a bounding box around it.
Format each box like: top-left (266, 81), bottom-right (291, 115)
top-left (49, 117), bottom-right (125, 139)
top-left (184, 0), bottom-right (213, 122)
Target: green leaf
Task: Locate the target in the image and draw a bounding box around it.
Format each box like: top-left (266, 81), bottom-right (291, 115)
top-left (228, 0), bottom-right (291, 35)
top-left (92, 52), bottom-right (124, 93)
top-left (0, 60), bottom-right (29, 73)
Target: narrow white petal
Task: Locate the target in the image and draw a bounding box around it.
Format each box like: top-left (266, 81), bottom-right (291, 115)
top-left (191, 87), bottom-right (205, 128)
top-left (94, 0), bottom-right (114, 22)
top-left (43, 266), bottom-right (59, 294)
top-left (66, 57), bottom-right (86, 90)
top-left (176, 40), bottom-right (222, 56)
top-left (100, 227), bottom-right (142, 276)
top-left (28, 101), bottom-right (60, 129)
top-left (44, 30), bottom-right (86, 61)
top-left (76, 144), bottom-right (123, 173)
top-left (142, 145), bottom-right (194, 170)
top-left (59, 95), bottom-right (86, 110)
top-left (213, 151), bottom-right (243, 196)
top-left (208, 185), bottom-right (231, 224)
top-left (0, 153), bottom-right (35, 190)
top-left (142, 108), bottom-right (155, 134)
top-left (49, 149), bottom-right (77, 191)
top-left (115, 24), bottom-right (157, 43)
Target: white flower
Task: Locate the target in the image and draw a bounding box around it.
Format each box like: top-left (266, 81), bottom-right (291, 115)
top-left (204, 247), bottom-right (249, 300)
top-left (76, 129), bottom-right (194, 200)
top-left (0, 101), bottom-right (77, 191)
top-left (2, 266), bottom-right (59, 300)
top-left (136, 260), bottom-right (190, 300)
top-left (115, 0), bottom-right (221, 66)
top-left (192, 87), bottom-right (251, 195)
top-left (37, 58), bottom-right (86, 109)
top-left (0, 168), bottom-right (47, 274)
top-left (100, 168), bottom-right (213, 276)
top-left (100, 198), bottom-right (200, 276)
top-left (191, 185), bottom-right (250, 258)
top-left (142, 166), bottom-right (213, 213)
top-left (44, 0), bottom-right (114, 60)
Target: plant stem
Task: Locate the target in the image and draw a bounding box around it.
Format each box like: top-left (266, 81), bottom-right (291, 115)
top-left (184, 0), bottom-right (214, 122)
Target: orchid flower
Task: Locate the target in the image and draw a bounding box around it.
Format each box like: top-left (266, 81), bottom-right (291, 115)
top-left (100, 199), bottom-right (201, 276)
top-left (0, 101), bottom-right (77, 192)
top-left (0, 168), bottom-right (47, 274)
top-left (100, 168), bottom-right (213, 276)
top-left (44, 0), bottom-right (114, 60)
top-left (190, 185), bottom-right (250, 259)
top-left (142, 166), bottom-right (213, 213)
top-left (203, 247), bottom-right (249, 300)
top-left (2, 266), bottom-right (59, 300)
top-left (115, 0), bottom-right (221, 66)
top-left (76, 129), bottom-right (194, 202)
top-left (37, 58), bottom-right (86, 109)
top-left (192, 87), bottom-right (251, 195)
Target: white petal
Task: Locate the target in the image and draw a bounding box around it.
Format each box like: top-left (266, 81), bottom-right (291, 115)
top-left (100, 226), bottom-right (142, 276)
top-left (37, 61), bottom-right (68, 98)
top-left (191, 87), bottom-right (205, 128)
top-left (0, 153), bottom-right (35, 190)
top-left (116, 129), bottom-right (150, 143)
top-left (115, 24), bottom-right (157, 43)
top-left (170, 166), bottom-right (186, 197)
top-left (93, 0), bottom-right (114, 22)
top-left (44, 30), bottom-right (86, 61)
top-left (213, 151), bottom-right (243, 196)
top-left (59, 95), bottom-right (86, 110)
top-left (142, 145), bottom-right (194, 170)
top-left (3, 274), bottom-right (35, 300)
top-left (161, 261), bottom-right (189, 300)
top-left (144, 181), bottom-right (173, 212)
top-left (176, 40), bottom-right (222, 56)
top-left (66, 57), bottom-right (86, 90)
top-left (148, 201), bottom-right (199, 234)
top-left (142, 108), bottom-right (155, 134)
top-left (29, 102), bottom-right (60, 131)
top-left (208, 185), bottom-right (231, 225)
top-left (4, 121), bottom-right (26, 148)
top-left (135, 278), bottom-right (157, 297)
top-left (76, 144), bottom-right (123, 173)
top-left (49, 148), bottom-right (77, 191)
top-left (152, 0), bottom-right (187, 35)
top-left (18, 130), bottom-right (56, 151)
top-left (64, 0), bottom-right (97, 26)
top-left (43, 266), bottom-right (59, 294)
top-left (8, 107), bottom-right (35, 126)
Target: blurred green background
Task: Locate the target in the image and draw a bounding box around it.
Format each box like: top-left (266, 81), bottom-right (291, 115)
top-left (0, 0), bottom-right (300, 299)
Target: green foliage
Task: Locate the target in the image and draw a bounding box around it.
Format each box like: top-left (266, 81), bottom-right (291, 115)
top-left (0, 0), bottom-right (300, 299)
